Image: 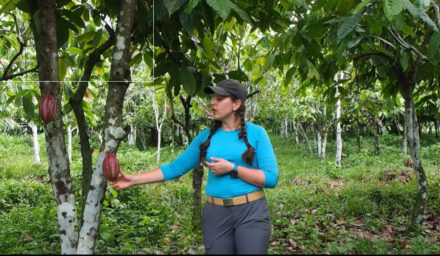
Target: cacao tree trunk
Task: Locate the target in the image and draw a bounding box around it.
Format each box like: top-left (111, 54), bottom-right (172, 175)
top-left (77, 0), bottom-right (136, 253)
top-left (292, 120), bottom-right (299, 145)
top-left (68, 125), bottom-right (72, 163)
top-left (400, 82), bottom-right (428, 230)
top-left (128, 126), bottom-right (136, 146)
top-left (69, 24), bottom-right (115, 222)
top-left (335, 84), bottom-right (342, 166)
top-left (321, 130), bottom-right (328, 159)
top-left (403, 122), bottom-right (408, 157)
top-left (434, 120), bottom-right (439, 138)
top-left (150, 89), bottom-right (167, 163)
top-left (184, 97), bottom-right (204, 232)
top-left (30, 123), bottom-right (41, 163)
top-left (29, 0), bottom-right (78, 253)
top-left (299, 123), bottom-right (313, 154)
top-left (373, 124), bottom-right (380, 155)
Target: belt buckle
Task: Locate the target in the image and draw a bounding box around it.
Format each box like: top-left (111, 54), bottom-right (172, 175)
top-left (222, 198), bottom-right (234, 207)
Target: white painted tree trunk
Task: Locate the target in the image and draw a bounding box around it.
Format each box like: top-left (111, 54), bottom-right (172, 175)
top-left (321, 131), bottom-right (328, 159)
top-left (30, 1), bottom-right (78, 252)
top-left (317, 131), bottom-right (322, 158)
top-left (149, 89), bottom-right (168, 163)
top-left (77, 0), bottom-right (136, 252)
top-left (31, 123), bottom-right (41, 163)
top-left (292, 121), bottom-right (299, 145)
top-left (68, 125), bottom-right (72, 163)
top-left (127, 126), bottom-right (136, 146)
top-left (77, 151), bottom-right (107, 254)
top-left (335, 82), bottom-right (342, 166)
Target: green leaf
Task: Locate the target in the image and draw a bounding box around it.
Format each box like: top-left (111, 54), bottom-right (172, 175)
top-left (91, 29), bottom-right (103, 48)
top-left (58, 58), bottom-right (67, 80)
top-left (179, 9), bottom-right (200, 34)
top-left (61, 9), bottom-right (86, 28)
top-left (76, 31), bottom-right (95, 43)
top-left (67, 47), bottom-right (83, 55)
top-left (184, 0), bottom-right (199, 14)
top-left (15, 0), bottom-right (29, 13)
top-left (22, 94), bottom-right (35, 121)
top-left (306, 60), bottom-right (320, 80)
top-left (92, 9), bottom-right (102, 25)
top-left (206, 0), bottom-right (232, 20)
top-left (56, 15), bottom-right (72, 48)
top-left (228, 69), bottom-right (248, 82)
top-left (427, 32), bottom-right (440, 61)
top-left (6, 95), bottom-right (16, 105)
top-left (202, 36), bottom-right (216, 60)
top-left (57, 0), bottom-right (71, 8)
top-left (62, 102), bottom-right (72, 115)
top-left (383, 0), bottom-right (403, 19)
top-left (143, 52), bottom-right (153, 69)
top-left (337, 12), bottom-right (363, 43)
top-left (403, 0), bottom-right (438, 31)
top-left (0, 0), bottom-right (18, 14)
top-left (164, 0), bottom-right (187, 16)
top-left (352, 0), bottom-right (372, 14)
top-left (229, 1), bottom-right (251, 22)
top-left (284, 66), bottom-right (295, 86)
top-left (399, 50), bottom-right (409, 71)
top-left (179, 67), bottom-right (197, 96)
top-left (130, 52), bottom-right (142, 67)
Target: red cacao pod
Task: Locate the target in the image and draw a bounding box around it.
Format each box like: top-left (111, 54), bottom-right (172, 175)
top-left (39, 94), bottom-right (57, 124)
top-left (103, 152), bottom-right (120, 181)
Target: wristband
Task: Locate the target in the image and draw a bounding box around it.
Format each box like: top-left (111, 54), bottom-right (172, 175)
top-left (230, 163), bottom-right (238, 178)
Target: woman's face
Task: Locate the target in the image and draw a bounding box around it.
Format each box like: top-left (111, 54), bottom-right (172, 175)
top-left (210, 94), bottom-right (241, 121)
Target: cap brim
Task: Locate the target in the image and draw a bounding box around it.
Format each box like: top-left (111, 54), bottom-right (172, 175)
top-left (204, 86), bottom-right (230, 96)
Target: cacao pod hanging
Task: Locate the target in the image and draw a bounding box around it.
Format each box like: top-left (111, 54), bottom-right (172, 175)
top-left (39, 94), bottom-right (57, 124)
top-left (102, 152), bottom-right (121, 181)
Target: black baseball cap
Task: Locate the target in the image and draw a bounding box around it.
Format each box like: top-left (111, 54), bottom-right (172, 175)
top-left (204, 79), bottom-right (248, 102)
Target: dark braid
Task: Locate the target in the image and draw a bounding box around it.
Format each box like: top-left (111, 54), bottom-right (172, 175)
top-left (238, 105), bottom-right (255, 165)
top-left (200, 120), bottom-right (222, 163)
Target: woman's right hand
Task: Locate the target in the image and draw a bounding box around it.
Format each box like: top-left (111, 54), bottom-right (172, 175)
top-left (111, 171), bottom-right (134, 190)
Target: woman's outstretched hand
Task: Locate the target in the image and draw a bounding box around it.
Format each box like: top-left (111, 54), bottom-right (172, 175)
top-left (111, 171), bottom-right (134, 190)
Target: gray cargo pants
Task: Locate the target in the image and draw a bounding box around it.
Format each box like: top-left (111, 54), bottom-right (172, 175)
top-left (202, 197), bottom-right (272, 255)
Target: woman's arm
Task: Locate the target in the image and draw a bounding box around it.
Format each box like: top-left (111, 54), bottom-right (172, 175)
top-left (111, 168), bottom-right (164, 190)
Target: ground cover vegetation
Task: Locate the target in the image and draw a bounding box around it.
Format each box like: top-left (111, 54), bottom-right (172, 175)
top-left (0, 131), bottom-right (439, 254)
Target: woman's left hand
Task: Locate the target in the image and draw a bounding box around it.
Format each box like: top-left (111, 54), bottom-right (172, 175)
top-left (204, 157), bottom-right (234, 176)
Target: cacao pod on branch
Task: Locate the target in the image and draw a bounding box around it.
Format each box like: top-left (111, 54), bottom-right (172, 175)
top-left (39, 94), bottom-right (57, 124)
top-left (103, 152), bottom-right (121, 181)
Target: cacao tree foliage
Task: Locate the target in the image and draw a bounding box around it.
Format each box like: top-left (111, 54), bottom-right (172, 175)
top-left (1, 0), bottom-right (440, 253)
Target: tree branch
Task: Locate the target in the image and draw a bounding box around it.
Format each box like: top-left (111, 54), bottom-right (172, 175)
top-left (388, 27), bottom-right (428, 60)
top-left (168, 93), bottom-right (185, 129)
top-left (72, 23), bottom-right (115, 102)
top-left (353, 52), bottom-right (394, 63)
top-left (1, 13), bottom-right (26, 80)
top-left (0, 67), bottom-right (37, 81)
top-left (433, 1), bottom-right (440, 28)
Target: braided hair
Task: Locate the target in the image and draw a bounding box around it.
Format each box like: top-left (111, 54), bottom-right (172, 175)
top-left (200, 96), bottom-right (255, 165)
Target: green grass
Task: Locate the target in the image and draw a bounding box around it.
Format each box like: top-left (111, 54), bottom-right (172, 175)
top-left (0, 132), bottom-right (439, 254)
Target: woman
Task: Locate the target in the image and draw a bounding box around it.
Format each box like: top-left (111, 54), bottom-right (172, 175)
top-left (111, 79), bottom-right (279, 254)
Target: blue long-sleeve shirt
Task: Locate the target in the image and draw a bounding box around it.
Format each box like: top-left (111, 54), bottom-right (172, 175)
top-left (160, 122), bottom-right (278, 198)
